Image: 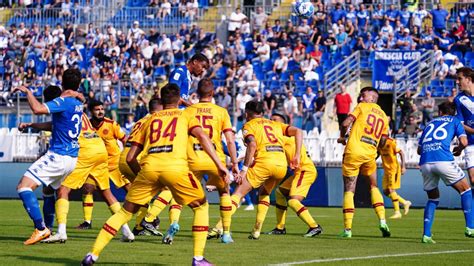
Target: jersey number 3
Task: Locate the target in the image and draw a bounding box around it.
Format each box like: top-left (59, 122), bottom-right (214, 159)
top-left (149, 118), bottom-right (178, 144)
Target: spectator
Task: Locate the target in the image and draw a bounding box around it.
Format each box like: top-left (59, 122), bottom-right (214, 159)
top-left (397, 116), bottom-right (421, 137)
top-left (313, 3), bottom-right (326, 31)
top-left (380, 19), bottom-right (393, 39)
top-left (323, 30), bottom-right (337, 54)
top-left (411, 104), bottom-right (423, 126)
top-left (236, 88), bottom-right (253, 120)
top-left (399, 5), bottom-right (411, 29)
top-left (255, 37), bottom-right (270, 62)
top-left (273, 50), bottom-right (288, 77)
top-left (128, 21), bottom-right (144, 42)
top-left (336, 25), bottom-right (348, 48)
top-left (412, 4), bottom-right (429, 31)
top-left (105, 86), bottom-right (119, 122)
top-left (228, 7), bottom-right (247, 36)
top-left (448, 57), bottom-right (464, 78)
top-left (60, 0), bottom-right (73, 17)
top-left (263, 89), bottom-right (276, 118)
top-left (313, 90), bottom-right (326, 133)
top-left (372, 3), bottom-right (385, 32)
top-left (353, 36), bottom-right (367, 51)
top-left (436, 30), bottom-right (454, 52)
top-left (421, 90), bottom-right (435, 126)
top-left (432, 58), bottom-right (449, 80)
top-left (301, 87), bottom-right (316, 131)
top-left (252, 7), bottom-right (267, 33)
top-left (431, 3), bottom-right (450, 34)
top-left (420, 26), bottom-right (435, 49)
top-left (329, 3), bottom-right (346, 26)
top-left (396, 28), bottom-right (413, 50)
top-left (453, 31), bottom-right (471, 55)
top-left (217, 87), bottom-right (232, 113)
top-left (384, 4), bottom-right (399, 28)
top-left (356, 4), bottom-right (369, 34)
top-left (283, 91), bottom-right (299, 125)
top-left (246, 73), bottom-right (263, 95)
top-left (134, 85), bottom-right (149, 121)
top-left (124, 114), bottom-right (135, 135)
top-left (333, 84), bottom-right (352, 130)
top-left (345, 4), bottom-right (357, 26)
top-left (297, 19), bottom-right (311, 38)
top-left (448, 88), bottom-right (457, 103)
top-left (397, 89), bottom-right (414, 129)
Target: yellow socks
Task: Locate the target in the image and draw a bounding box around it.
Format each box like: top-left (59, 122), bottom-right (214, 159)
top-left (389, 192), bottom-right (400, 212)
top-left (108, 202), bottom-right (121, 214)
top-left (275, 188), bottom-right (288, 230)
top-left (397, 194), bottom-right (407, 206)
top-left (56, 198), bottom-right (69, 235)
top-left (82, 194), bottom-right (94, 223)
top-left (145, 193), bottom-right (172, 223)
top-left (169, 199), bottom-right (182, 225)
top-left (370, 187), bottom-right (386, 220)
top-left (288, 199), bottom-right (318, 228)
top-left (343, 191), bottom-right (355, 230)
top-left (192, 202), bottom-right (209, 258)
top-left (91, 208), bottom-right (133, 257)
top-left (230, 194), bottom-right (241, 215)
top-left (135, 207), bottom-right (148, 230)
top-left (219, 195), bottom-right (232, 234)
top-left (255, 195), bottom-right (270, 233)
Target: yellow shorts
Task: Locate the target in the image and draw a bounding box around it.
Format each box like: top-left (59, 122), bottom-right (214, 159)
top-left (382, 166), bottom-right (401, 190)
top-left (119, 159), bottom-right (136, 182)
top-left (85, 167), bottom-right (130, 189)
top-left (279, 164), bottom-right (317, 198)
top-left (247, 163), bottom-right (287, 190)
top-left (126, 169), bottom-right (205, 206)
top-left (191, 164), bottom-right (226, 191)
top-left (342, 153), bottom-right (377, 177)
top-left (62, 153), bottom-right (110, 190)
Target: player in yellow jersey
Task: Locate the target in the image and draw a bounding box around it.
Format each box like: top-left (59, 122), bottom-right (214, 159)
top-left (378, 137), bottom-right (411, 219)
top-left (337, 87), bottom-right (390, 238)
top-left (179, 78), bottom-right (239, 244)
top-left (118, 98), bottom-right (173, 237)
top-left (266, 113), bottom-right (322, 237)
top-left (75, 100), bottom-right (130, 230)
top-left (81, 83), bottom-right (228, 266)
top-left (209, 100), bottom-right (303, 240)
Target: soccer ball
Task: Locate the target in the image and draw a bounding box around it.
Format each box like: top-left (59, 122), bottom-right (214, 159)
top-left (293, 0), bottom-right (314, 19)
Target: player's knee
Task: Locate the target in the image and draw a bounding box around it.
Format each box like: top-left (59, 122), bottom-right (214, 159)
top-left (56, 186), bottom-right (70, 199)
top-left (277, 188), bottom-right (289, 197)
top-left (17, 176), bottom-right (37, 191)
top-left (82, 183), bottom-right (95, 194)
top-left (383, 189), bottom-right (390, 196)
top-left (289, 195), bottom-right (304, 202)
top-left (188, 198), bottom-right (207, 208)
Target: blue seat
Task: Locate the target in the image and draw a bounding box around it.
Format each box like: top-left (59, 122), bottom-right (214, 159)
top-left (430, 80), bottom-right (441, 87)
top-left (262, 60), bottom-right (273, 72)
top-left (215, 66), bottom-right (227, 80)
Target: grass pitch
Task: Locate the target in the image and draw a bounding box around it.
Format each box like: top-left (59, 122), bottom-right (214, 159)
top-left (0, 199), bottom-right (473, 265)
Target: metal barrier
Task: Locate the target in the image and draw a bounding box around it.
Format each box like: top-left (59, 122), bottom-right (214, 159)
top-left (323, 50), bottom-right (361, 99)
top-left (392, 49), bottom-right (434, 116)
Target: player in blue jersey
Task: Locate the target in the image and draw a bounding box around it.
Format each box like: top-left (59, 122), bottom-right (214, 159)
top-left (454, 67), bottom-right (474, 187)
top-left (14, 69), bottom-right (84, 245)
top-left (169, 53), bottom-right (210, 107)
top-left (418, 101), bottom-right (474, 243)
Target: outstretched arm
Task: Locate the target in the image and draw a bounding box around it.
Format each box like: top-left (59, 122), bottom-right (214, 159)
top-left (286, 126), bottom-right (303, 169)
top-left (13, 86), bottom-right (49, 115)
top-left (19, 122), bottom-right (53, 132)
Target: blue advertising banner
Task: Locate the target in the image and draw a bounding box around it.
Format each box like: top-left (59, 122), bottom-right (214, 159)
top-left (372, 50), bottom-right (421, 91)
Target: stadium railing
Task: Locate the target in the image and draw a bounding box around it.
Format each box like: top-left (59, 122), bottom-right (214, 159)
top-left (392, 49), bottom-right (435, 115)
top-left (323, 50), bottom-right (361, 99)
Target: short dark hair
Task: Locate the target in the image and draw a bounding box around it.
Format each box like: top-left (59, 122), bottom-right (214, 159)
top-left (160, 83), bottom-right (180, 105)
top-left (360, 86), bottom-right (379, 95)
top-left (189, 53), bottom-right (210, 66)
top-left (43, 85), bottom-right (62, 102)
top-left (148, 97), bottom-right (161, 112)
top-left (62, 68), bottom-right (82, 91)
top-left (197, 78), bottom-right (214, 98)
top-left (245, 100), bottom-right (264, 115)
top-left (438, 101), bottom-right (456, 116)
top-left (271, 112), bottom-right (287, 124)
top-left (88, 100), bottom-right (103, 112)
top-left (457, 67), bottom-right (474, 83)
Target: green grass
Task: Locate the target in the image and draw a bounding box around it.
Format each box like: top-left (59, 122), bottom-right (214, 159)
top-left (0, 199), bottom-right (473, 265)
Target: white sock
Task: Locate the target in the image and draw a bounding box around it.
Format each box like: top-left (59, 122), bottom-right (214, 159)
top-left (121, 223), bottom-right (132, 236)
top-left (380, 219), bottom-right (387, 225)
top-left (85, 220), bottom-right (91, 224)
top-left (194, 256), bottom-right (203, 261)
top-left (58, 223), bottom-right (67, 235)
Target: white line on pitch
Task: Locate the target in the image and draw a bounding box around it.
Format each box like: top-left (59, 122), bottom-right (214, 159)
top-left (269, 249), bottom-right (473, 265)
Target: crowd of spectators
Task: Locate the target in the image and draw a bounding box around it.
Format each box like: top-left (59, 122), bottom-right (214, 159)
top-left (0, 1), bottom-right (472, 132)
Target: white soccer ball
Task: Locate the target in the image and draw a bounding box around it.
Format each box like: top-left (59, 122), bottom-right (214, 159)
top-left (293, 0), bottom-right (314, 19)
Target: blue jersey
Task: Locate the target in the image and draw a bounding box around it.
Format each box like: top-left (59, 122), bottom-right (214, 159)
top-left (399, 10), bottom-right (411, 27)
top-left (45, 97), bottom-right (83, 157)
top-left (419, 116), bottom-right (466, 165)
top-left (455, 92), bottom-right (474, 145)
top-left (169, 65), bottom-right (192, 101)
top-left (222, 140), bottom-right (244, 169)
top-left (431, 9), bottom-right (449, 29)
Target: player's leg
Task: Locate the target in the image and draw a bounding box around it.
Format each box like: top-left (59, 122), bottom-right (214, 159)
top-left (421, 163), bottom-right (440, 243)
top-left (42, 186), bottom-right (56, 230)
top-left (340, 155), bottom-right (361, 237)
top-left (208, 170), bottom-right (233, 243)
top-left (17, 175), bottom-right (50, 245)
top-left (362, 161), bottom-right (390, 237)
top-left (249, 178), bottom-right (278, 240)
top-left (82, 171), bottom-right (159, 265)
top-left (441, 162), bottom-right (474, 238)
top-left (268, 183), bottom-right (290, 235)
top-left (159, 170), bottom-right (211, 264)
top-left (78, 181), bottom-right (95, 229)
top-left (287, 168), bottom-right (321, 237)
top-left (100, 188), bottom-right (135, 241)
top-left (140, 190), bottom-right (173, 236)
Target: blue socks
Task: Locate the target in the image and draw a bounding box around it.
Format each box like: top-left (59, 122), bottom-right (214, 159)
top-left (18, 188), bottom-right (45, 230)
top-left (461, 189), bottom-right (473, 228)
top-left (43, 193), bottom-right (56, 229)
top-left (423, 199), bottom-right (439, 237)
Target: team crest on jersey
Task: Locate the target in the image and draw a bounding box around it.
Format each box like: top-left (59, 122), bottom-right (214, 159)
top-left (103, 129), bottom-right (109, 135)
